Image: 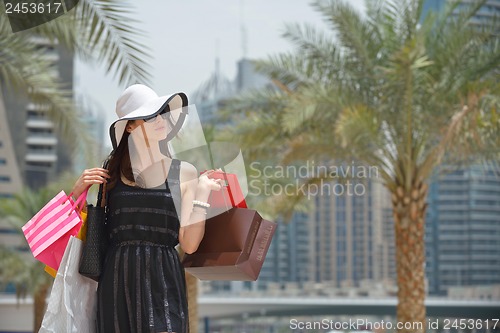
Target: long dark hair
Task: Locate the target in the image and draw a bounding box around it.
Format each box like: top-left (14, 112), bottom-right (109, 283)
top-left (106, 127), bottom-right (134, 190)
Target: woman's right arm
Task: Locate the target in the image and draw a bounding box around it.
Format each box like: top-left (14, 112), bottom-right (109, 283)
top-left (71, 167), bottom-right (110, 199)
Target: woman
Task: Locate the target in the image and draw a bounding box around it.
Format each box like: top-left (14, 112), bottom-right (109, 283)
top-left (71, 84), bottom-right (222, 333)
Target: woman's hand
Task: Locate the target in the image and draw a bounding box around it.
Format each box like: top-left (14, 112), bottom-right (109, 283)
top-left (198, 169), bottom-right (224, 192)
top-left (72, 168), bottom-right (109, 199)
top-left (192, 169), bottom-right (224, 203)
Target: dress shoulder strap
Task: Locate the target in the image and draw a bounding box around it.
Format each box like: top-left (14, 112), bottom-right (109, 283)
top-left (167, 159), bottom-right (182, 217)
top-left (167, 159), bottom-right (181, 182)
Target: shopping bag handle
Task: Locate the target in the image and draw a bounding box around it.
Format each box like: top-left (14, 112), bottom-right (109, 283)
top-left (96, 178), bottom-right (107, 208)
top-left (96, 159), bottom-right (109, 208)
top-left (207, 170), bottom-right (235, 210)
top-left (221, 171), bottom-right (236, 208)
top-left (67, 188), bottom-right (89, 214)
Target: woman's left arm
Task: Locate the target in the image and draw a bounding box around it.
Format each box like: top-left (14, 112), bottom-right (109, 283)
top-left (178, 163), bottom-right (222, 254)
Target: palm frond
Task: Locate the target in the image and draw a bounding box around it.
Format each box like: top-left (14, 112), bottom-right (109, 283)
top-left (278, 23), bottom-right (342, 85)
top-left (312, 0), bottom-right (367, 51)
top-left (255, 53), bottom-right (318, 91)
top-left (74, 0), bottom-right (152, 85)
top-left (312, 0), bottom-right (381, 78)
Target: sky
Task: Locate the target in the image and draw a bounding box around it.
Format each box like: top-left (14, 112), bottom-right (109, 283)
top-left (74, 0), bottom-right (365, 139)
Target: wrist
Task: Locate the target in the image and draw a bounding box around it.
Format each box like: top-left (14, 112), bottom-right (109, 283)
top-left (72, 186), bottom-right (84, 199)
top-left (195, 185), bottom-right (211, 202)
top-left (192, 206), bottom-right (208, 215)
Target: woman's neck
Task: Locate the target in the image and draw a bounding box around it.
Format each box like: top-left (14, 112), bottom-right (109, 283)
top-left (127, 124), bottom-right (172, 188)
top-left (128, 124), bottom-right (169, 172)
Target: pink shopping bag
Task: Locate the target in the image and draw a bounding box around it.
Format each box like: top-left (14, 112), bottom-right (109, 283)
top-left (22, 190), bottom-right (87, 271)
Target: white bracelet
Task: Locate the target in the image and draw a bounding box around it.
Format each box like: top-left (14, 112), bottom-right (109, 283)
top-left (192, 208), bottom-right (208, 215)
top-left (192, 200), bottom-right (210, 208)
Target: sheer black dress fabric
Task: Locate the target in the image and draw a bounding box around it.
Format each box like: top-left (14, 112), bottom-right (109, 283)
top-left (96, 159), bottom-right (188, 333)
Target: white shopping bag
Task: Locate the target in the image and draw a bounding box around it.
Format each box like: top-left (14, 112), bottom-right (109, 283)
top-left (39, 236), bottom-right (98, 333)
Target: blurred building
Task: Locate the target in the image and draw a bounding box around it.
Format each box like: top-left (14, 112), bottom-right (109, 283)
top-left (257, 212), bottom-right (310, 288)
top-left (234, 58), bottom-right (269, 93)
top-left (421, 0), bottom-right (500, 297)
top-left (191, 58), bottom-right (235, 124)
top-left (0, 92), bottom-right (23, 198)
top-left (422, 0), bottom-right (446, 16)
top-left (71, 95), bottom-right (107, 172)
top-left (0, 37), bottom-right (74, 192)
top-left (425, 165), bottom-right (500, 296)
top-left (465, 0), bottom-right (500, 31)
top-left (448, 284), bottom-right (500, 300)
top-left (309, 176), bottom-right (395, 288)
top-left (422, 0), bottom-right (500, 31)
top-left (193, 58), bottom-right (271, 123)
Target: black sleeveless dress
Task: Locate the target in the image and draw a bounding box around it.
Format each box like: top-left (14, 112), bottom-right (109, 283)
top-left (96, 159), bottom-right (188, 333)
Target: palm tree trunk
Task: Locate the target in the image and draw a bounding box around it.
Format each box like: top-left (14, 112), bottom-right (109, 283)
top-left (33, 282), bottom-right (50, 332)
top-left (391, 181), bottom-right (428, 333)
top-left (185, 271), bottom-right (198, 333)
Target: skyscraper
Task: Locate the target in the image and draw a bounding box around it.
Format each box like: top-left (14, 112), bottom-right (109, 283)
top-left (426, 165), bottom-right (500, 295)
top-left (422, 0), bottom-right (500, 29)
top-left (309, 175), bottom-right (395, 287)
top-left (421, 0), bottom-right (500, 297)
top-left (257, 212), bottom-right (310, 288)
top-left (0, 92), bottom-right (23, 198)
top-left (0, 37), bottom-right (74, 192)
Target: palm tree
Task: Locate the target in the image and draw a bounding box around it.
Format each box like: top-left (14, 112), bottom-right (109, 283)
top-left (221, 0), bottom-right (499, 332)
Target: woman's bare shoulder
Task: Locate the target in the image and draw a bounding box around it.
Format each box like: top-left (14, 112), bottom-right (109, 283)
top-left (178, 160), bottom-right (198, 182)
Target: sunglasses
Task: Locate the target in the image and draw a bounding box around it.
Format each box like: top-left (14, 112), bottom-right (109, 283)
top-left (143, 109), bottom-right (168, 123)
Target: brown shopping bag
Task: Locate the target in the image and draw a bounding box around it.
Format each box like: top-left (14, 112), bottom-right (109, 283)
top-left (182, 207), bottom-right (276, 281)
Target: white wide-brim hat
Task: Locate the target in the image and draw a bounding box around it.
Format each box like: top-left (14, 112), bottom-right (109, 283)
top-left (109, 84), bottom-right (188, 148)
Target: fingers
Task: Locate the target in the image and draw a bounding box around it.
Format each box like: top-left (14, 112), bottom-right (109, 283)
top-left (72, 168), bottom-right (110, 197)
top-left (198, 169), bottom-right (227, 191)
top-left (208, 177), bottom-right (225, 191)
top-left (83, 168), bottom-right (109, 178)
top-left (200, 169), bottom-right (216, 177)
top-left (81, 168), bottom-right (109, 185)
top-left (214, 178), bottom-right (224, 187)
